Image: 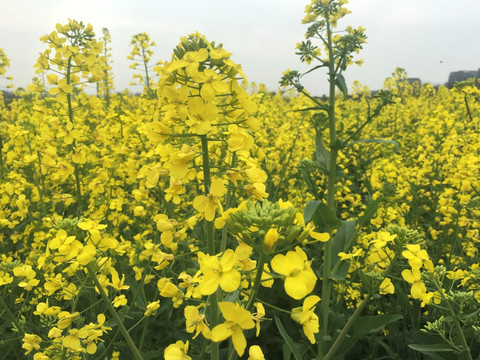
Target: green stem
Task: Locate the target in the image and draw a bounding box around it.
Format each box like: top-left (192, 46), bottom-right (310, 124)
top-left (464, 94), bottom-right (473, 123)
top-left (324, 295), bottom-right (371, 360)
top-left (254, 298), bottom-right (291, 315)
top-left (0, 294), bottom-right (25, 335)
top-left (86, 264), bottom-right (144, 360)
top-left (434, 279), bottom-right (472, 360)
top-left (221, 153), bottom-right (237, 252)
top-left (74, 163), bottom-right (83, 215)
top-left (66, 56), bottom-right (73, 124)
top-left (319, 10), bottom-right (338, 359)
top-left (200, 134), bottom-right (219, 360)
top-left (65, 56), bottom-right (83, 214)
top-left (245, 251), bottom-right (267, 311)
top-left (141, 47), bottom-right (151, 93)
top-left (0, 136), bottom-right (4, 178)
top-left (99, 266), bottom-right (151, 359)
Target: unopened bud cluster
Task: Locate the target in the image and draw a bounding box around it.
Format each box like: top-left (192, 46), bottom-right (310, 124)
top-left (225, 200), bottom-right (309, 254)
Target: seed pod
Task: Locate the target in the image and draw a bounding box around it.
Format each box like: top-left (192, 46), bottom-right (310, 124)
top-left (286, 225), bottom-right (303, 243)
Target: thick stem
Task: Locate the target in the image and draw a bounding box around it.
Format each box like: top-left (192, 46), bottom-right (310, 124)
top-left (200, 134), bottom-right (220, 360)
top-left (245, 251), bottom-right (267, 311)
top-left (319, 11), bottom-right (338, 359)
top-left (0, 136), bottom-right (4, 178)
top-left (324, 295), bottom-right (371, 360)
top-left (65, 56), bottom-right (83, 214)
top-left (464, 95), bottom-right (473, 123)
top-left (86, 264), bottom-right (144, 360)
top-left (141, 47), bottom-right (151, 93)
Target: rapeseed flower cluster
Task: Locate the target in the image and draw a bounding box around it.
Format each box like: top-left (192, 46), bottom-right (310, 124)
top-left (0, 12), bottom-right (479, 359)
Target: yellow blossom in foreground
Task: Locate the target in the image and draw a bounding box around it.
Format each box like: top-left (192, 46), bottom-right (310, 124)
top-left (144, 300), bottom-right (160, 316)
top-left (291, 295), bottom-right (320, 344)
top-left (184, 305), bottom-right (211, 339)
top-left (263, 227), bottom-right (278, 252)
top-left (22, 333), bottom-right (42, 355)
top-left (197, 249), bottom-right (241, 295)
top-left (271, 246), bottom-right (317, 300)
top-left (402, 244), bottom-right (434, 271)
top-left (248, 345), bottom-right (265, 360)
top-left (63, 328), bottom-right (89, 351)
top-left (193, 178), bottom-right (227, 221)
top-left (401, 268), bottom-right (427, 300)
top-left (164, 340), bottom-right (191, 360)
top-left (211, 302), bottom-right (255, 357)
top-left (379, 277), bottom-right (395, 295)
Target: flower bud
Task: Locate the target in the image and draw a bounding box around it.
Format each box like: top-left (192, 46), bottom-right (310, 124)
top-left (264, 228), bottom-right (279, 252)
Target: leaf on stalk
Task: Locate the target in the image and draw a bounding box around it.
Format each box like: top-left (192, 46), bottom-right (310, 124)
top-left (315, 132), bottom-right (329, 170)
top-left (285, 105), bottom-right (329, 113)
top-left (275, 316), bottom-right (303, 360)
top-left (352, 314), bottom-right (403, 337)
top-left (408, 343), bottom-right (461, 353)
top-left (344, 138), bottom-right (400, 151)
top-left (329, 261), bottom-right (350, 280)
top-left (332, 220), bottom-right (356, 261)
top-left (302, 64), bottom-right (328, 77)
top-left (335, 73), bottom-right (348, 97)
top-left (304, 200), bottom-right (341, 230)
top-left (330, 219), bottom-right (356, 279)
top-left (357, 196), bottom-right (383, 228)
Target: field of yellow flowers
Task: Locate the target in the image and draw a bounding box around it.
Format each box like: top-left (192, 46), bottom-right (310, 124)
top-left (1, 3), bottom-right (480, 360)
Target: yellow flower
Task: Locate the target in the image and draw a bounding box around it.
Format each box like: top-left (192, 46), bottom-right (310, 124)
top-left (63, 328), bottom-right (89, 350)
top-left (0, 271), bottom-right (14, 286)
top-left (401, 268), bottom-right (427, 300)
top-left (211, 302), bottom-right (255, 357)
top-left (271, 246), bottom-right (317, 300)
top-left (338, 248), bottom-right (362, 261)
top-left (184, 305), bottom-right (211, 339)
top-left (263, 228), bottom-right (279, 252)
top-left (169, 144), bottom-right (196, 179)
top-left (379, 277), bottom-right (395, 295)
top-left (186, 96), bottom-right (218, 134)
top-left (193, 178), bottom-right (227, 221)
top-left (402, 244), bottom-right (434, 271)
top-left (291, 295), bottom-right (320, 344)
top-left (248, 345), bottom-right (265, 360)
top-left (144, 300), bottom-right (160, 316)
top-left (227, 125), bottom-right (254, 152)
top-left (197, 249), bottom-right (241, 295)
top-left (252, 302), bottom-right (265, 336)
top-left (113, 294), bottom-right (127, 307)
top-left (22, 334), bottom-right (42, 355)
top-left (164, 340), bottom-right (191, 360)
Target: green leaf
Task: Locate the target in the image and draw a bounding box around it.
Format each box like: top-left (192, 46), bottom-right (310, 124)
top-left (304, 200), bottom-right (341, 229)
top-left (329, 261), bottom-right (350, 280)
top-left (142, 350), bottom-right (165, 360)
top-left (357, 196), bottom-right (383, 228)
top-left (275, 316), bottom-right (303, 360)
top-left (344, 138), bottom-right (400, 151)
top-left (315, 132), bottom-right (329, 170)
top-left (332, 220), bottom-right (356, 261)
top-left (285, 105), bottom-right (329, 113)
top-left (408, 343), bottom-right (460, 353)
top-left (352, 314), bottom-right (403, 337)
top-left (335, 73), bottom-right (348, 97)
top-left (303, 63), bottom-right (328, 76)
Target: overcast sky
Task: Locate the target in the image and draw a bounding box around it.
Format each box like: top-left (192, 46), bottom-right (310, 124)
top-left (1, 0), bottom-right (479, 96)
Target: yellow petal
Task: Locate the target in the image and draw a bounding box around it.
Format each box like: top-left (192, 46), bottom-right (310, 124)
top-left (211, 322), bottom-right (233, 342)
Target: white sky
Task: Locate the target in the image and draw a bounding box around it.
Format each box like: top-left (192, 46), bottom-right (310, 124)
top-left (1, 0), bottom-right (479, 96)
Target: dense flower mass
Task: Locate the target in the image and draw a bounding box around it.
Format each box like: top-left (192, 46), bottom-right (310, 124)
top-left (0, 11), bottom-right (479, 360)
